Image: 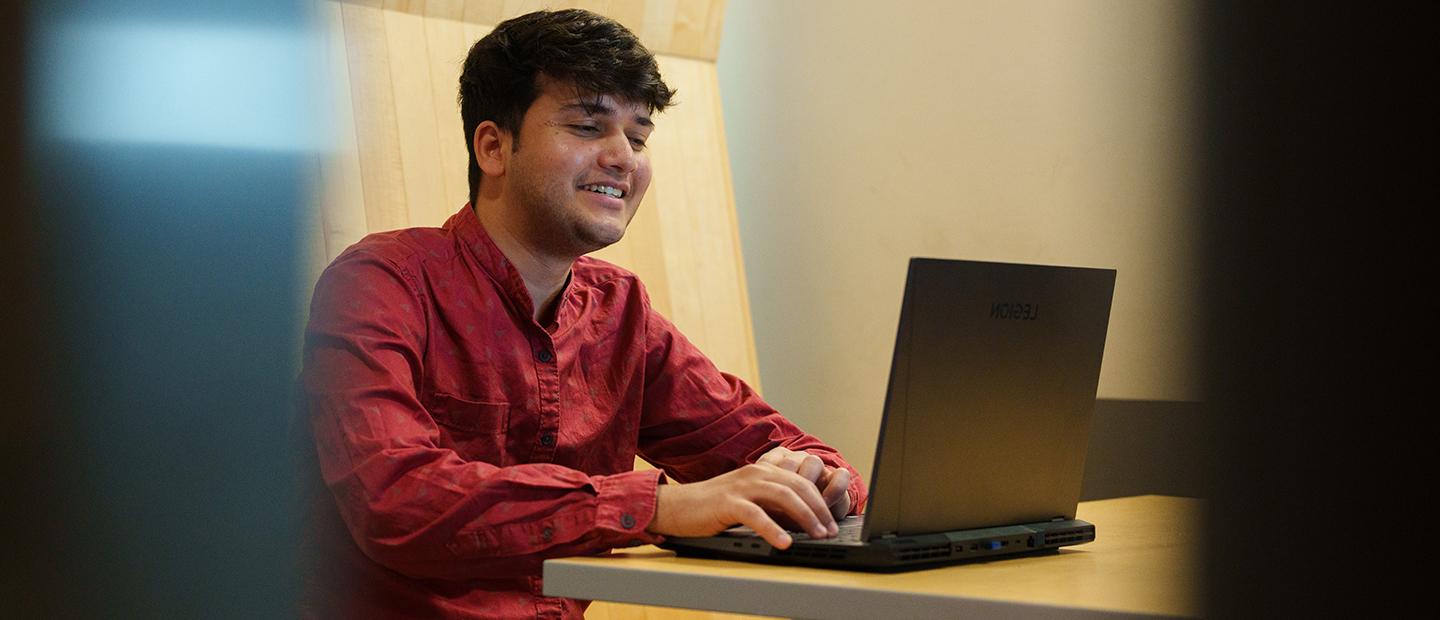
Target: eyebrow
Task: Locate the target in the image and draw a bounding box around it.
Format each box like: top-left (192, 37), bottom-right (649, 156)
top-left (560, 101), bottom-right (654, 128)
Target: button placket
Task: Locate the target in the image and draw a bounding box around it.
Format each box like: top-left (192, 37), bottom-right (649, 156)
top-left (533, 334), bottom-right (561, 460)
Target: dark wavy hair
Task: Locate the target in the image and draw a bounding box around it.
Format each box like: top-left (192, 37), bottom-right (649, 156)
top-left (459, 9), bottom-right (676, 202)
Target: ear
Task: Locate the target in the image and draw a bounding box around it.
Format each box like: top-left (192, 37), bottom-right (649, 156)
top-left (473, 121), bottom-right (509, 177)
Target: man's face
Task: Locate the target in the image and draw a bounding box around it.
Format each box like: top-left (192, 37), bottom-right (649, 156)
top-left (504, 78), bottom-right (654, 257)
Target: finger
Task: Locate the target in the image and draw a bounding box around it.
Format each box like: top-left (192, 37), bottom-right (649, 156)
top-left (756, 447), bottom-right (791, 467)
top-left (795, 454), bottom-right (825, 484)
top-left (819, 467), bottom-right (850, 503)
top-left (755, 482), bottom-right (832, 539)
top-left (766, 470), bottom-right (838, 535)
top-left (788, 473), bottom-right (840, 534)
top-left (768, 452), bottom-right (806, 475)
top-left (821, 468), bottom-right (852, 519)
top-left (740, 463), bottom-right (837, 535)
top-left (734, 502), bottom-right (793, 550)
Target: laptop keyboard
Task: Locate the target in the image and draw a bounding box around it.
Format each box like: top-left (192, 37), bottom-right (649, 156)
top-left (719, 515), bottom-right (866, 543)
top-left (793, 515), bottom-right (865, 543)
top-left (836, 516), bottom-right (864, 542)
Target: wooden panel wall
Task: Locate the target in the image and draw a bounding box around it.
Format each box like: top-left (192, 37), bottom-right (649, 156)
top-left (305, 3), bottom-right (765, 616)
top-left (306, 0), bottom-right (759, 389)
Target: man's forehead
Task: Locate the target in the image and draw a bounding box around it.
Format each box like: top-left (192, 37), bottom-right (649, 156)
top-left (557, 97), bottom-right (654, 126)
top-left (535, 76), bottom-right (654, 125)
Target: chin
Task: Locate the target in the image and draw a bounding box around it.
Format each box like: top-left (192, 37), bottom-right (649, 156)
top-left (579, 220), bottom-right (627, 248)
top-left (567, 230), bottom-right (620, 256)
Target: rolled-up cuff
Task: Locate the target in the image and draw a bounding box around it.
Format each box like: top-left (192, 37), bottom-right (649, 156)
top-left (593, 468), bottom-right (666, 548)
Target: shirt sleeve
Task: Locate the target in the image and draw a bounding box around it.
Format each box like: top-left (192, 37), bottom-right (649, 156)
top-left (635, 302), bottom-right (868, 515)
top-left (302, 249), bottom-right (663, 581)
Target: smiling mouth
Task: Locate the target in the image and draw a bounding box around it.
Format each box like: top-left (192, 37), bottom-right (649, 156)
top-left (580, 183), bottom-right (625, 199)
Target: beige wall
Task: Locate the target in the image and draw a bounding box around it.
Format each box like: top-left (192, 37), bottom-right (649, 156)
top-left (717, 0), bottom-right (1202, 482)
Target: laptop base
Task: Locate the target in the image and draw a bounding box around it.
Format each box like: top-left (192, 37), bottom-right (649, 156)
top-left (660, 518), bottom-right (1095, 571)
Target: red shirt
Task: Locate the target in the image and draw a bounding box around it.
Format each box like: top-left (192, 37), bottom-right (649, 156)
top-left (299, 204), bottom-right (865, 619)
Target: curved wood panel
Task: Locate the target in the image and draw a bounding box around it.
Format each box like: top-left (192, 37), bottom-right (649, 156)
top-left (328, 0), bottom-right (730, 61)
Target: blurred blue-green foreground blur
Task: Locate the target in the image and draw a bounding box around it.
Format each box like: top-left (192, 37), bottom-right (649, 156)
top-left (14, 1), bottom-right (324, 616)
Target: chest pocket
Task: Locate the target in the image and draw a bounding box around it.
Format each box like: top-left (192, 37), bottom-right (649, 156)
top-left (427, 393), bottom-right (509, 461)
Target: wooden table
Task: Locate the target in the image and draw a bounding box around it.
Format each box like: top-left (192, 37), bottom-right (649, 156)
top-left (544, 495), bottom-right (1202, 619)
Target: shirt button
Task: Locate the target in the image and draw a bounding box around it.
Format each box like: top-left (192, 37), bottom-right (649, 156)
top-left (540, 432), bottom-right (555, 447)
top-left (620, 513), bottom-right (636, 529)
top-left (536, 349), bottom-right (555, 363)
top-left (541, 526), bottom-right (554, 541)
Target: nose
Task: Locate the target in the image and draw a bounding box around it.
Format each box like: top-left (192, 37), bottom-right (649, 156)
top-left (597, 132), bottom-right (638, 174)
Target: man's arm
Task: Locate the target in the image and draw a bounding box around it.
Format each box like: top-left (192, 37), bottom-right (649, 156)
top-left (635, 303), bottom-right (867, 548)
top-left (302, 250), bottom-right (661, 579)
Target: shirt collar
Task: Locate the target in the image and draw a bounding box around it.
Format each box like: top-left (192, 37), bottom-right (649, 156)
top-left (448, 202), bottom-right (536, 321)
top-left (447, 203), bottom-right (576, 332)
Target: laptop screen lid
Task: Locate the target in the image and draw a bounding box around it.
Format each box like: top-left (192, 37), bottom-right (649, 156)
top-left (861, 258), bottom-right (1116, 540)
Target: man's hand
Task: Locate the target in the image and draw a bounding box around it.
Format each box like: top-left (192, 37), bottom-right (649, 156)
top-left (647, 462), bottom-right (840, 550)
top-left (756, 446), bottom-right (852, 521)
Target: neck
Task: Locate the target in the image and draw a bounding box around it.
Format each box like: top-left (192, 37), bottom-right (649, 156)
top-left (471, 202), bottom-right (573, 322)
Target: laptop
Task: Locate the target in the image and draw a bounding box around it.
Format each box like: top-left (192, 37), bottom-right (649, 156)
top-left (660, 257), bottom-right (1117, 570)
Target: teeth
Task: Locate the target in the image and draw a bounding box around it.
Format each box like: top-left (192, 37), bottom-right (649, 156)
top-left (582, 184), bottom-right (623, 198)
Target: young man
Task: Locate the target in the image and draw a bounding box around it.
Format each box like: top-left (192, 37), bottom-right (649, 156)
top-left (300, 9), bottom-right (864, 618)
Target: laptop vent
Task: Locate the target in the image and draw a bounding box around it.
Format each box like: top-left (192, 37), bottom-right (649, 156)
top-left (774, 546), bottom-right (847, 561)
top-left (1042, 529), bottom-right (1093, 546)
top-left (897, 543), bottom-right (952, 562)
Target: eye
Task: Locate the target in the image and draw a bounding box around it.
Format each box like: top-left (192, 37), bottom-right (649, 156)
top-left (629, 135), bottom-right (648, 151)
top-left (569, 124), bottom-right (599, 134)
